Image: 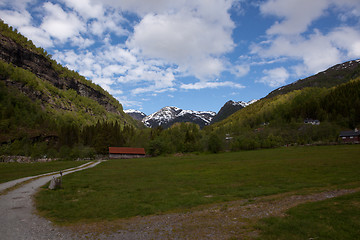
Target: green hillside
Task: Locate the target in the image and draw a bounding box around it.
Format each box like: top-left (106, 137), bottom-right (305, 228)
top-left (209, 78), bottom-right (360, 150)
top-left (0, 20), bottom-right (139, 159)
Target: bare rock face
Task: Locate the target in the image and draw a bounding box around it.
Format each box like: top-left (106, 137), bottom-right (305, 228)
top-left (0, 32), bottom-right (121, 114)
top-left (48, 176), bottom-right (62, 190)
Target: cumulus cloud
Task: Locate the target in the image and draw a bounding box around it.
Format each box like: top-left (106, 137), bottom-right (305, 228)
top-left (257, 67), bottom-right (289, 87)
top-left (126, 3), bottom-right (235, 80)
top-left (260, 0), bottom-right (329, 35)
top-left (253, 0), bottom-right (360, 80)
top-left (0, 9), bottom-right (31, 27)
top-left (62, 0), bottom-right (104, 20)
top-left (41, 2), bottom-right (85, 43)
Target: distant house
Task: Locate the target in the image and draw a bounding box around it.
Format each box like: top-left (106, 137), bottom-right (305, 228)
top-left (339, 129), bottom-right (360, 143)
top-left (304, 118), bottom-right (320, 125)
top-left (109, 147), bottom-right (146, 159)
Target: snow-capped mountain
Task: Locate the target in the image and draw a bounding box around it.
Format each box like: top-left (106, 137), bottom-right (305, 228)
top-left (124, 109), bottom-right (147, 121)
top-left (211, 100), bottom-right (257, 124)
top-left (142, 106), bottom-right (216, 129)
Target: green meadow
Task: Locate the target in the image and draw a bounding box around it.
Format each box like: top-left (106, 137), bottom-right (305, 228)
top-left (35, 145), bottom-right (360, 225)
top-left (0, 160), bottom-right (87, 183)
top-left (257, 191), bottom-right (360, 239)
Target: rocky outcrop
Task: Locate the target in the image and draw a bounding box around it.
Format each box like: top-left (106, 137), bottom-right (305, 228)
top-left (0, 32), bottom-right (121, 114)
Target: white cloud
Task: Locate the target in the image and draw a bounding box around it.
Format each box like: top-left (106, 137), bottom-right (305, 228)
top-left (260, 0), bottom-right (329, 35)
top-left (53, 45), bottom-right (177, 96)
top-left (328, 27), bottom-right (360, 59)
top-left (0, 0), bottom-right (32, 11)
top-left (253, 1), bottom-right (360, 78)
top-left (126, 9), bottom-right (235, 80)
top-left (62, 0), bottom-right (104, 20)
top-left (41, 2), bottom-right (85, 43)
top-left (0, 10), bottom-right (31, 27)
top-left (251, 26), bottom-right (360, 76)
top-left (18, 26), bottom-right (53, 48)
top-left (181, 81), bottom-right (245, 90)
top-left (231, 64), bottom-right (250, 77)
top-left (257, 67), bottom-right (289, 87)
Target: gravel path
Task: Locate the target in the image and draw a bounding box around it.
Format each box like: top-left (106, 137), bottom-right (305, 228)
top-left (0, 161), bottom-right (96, 194)
top-left (0, 160), bottom-right (104, 240)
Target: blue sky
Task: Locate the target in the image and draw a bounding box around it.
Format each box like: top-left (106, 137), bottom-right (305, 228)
top-left (1, 0), bottom-right (360, 115)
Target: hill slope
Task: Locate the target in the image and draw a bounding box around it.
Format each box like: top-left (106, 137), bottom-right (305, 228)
top-left (210, 75), bottom-right (360, 150)
top-left (0, 20), bottom-right (137, 144)
top-left (266, 59), bottom-right (360, 98)
top-left (211, 100), bottom-right (257, 124)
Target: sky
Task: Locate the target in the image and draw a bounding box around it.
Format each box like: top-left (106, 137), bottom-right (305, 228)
top-left (1, 0), bottom-right (360, 115)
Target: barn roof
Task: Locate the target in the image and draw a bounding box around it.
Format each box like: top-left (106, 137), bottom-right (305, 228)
top-left (109, 147), bottom-right (146, 155)
top-left (339, 130), bottom-right (360, 137)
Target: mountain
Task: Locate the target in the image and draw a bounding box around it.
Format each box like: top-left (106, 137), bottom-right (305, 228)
top-left (124, 109), bottom-right (147, 121)
top-left (211, 100), bottom-right (257, 124)
top-left (0, 20), bottom-right (138, 144)
top-left (266, 59), bottom-right (360, 98)
top-left (143, 106), bottom-right (216, 129)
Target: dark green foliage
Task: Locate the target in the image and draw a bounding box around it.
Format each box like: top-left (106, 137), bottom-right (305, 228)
top-left (212, 78), bottom-right (360, 149)
top-left (322, 79), bottom-right (360, 128)
top-left (146, 123), bottom-right (204, 155)
top-left (208, 133), bottom-right (222, 153)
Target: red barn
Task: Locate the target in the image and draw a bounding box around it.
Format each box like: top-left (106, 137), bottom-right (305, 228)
top-left (339, 129), bottom-right (360, 143)
top-left (109, 147), bottom-right (146, 159)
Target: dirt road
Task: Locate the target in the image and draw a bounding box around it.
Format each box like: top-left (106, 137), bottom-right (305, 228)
top-left (0, 161), bottom-right (104, 240)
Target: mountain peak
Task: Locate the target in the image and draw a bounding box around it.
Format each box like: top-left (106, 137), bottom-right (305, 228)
top-left (124, 109), bottom-right (147, 121)
top-left (143, 106), bottom-right (216, 129)
top-left (211, 99), bottom-right (257, 124)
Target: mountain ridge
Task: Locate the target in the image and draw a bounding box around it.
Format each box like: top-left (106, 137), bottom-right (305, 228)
top-left (211, 100), bottom-right (257, 124)
top-left (0, 20), bottom-right (138, 144)
top-left (142, 106), bottom-right (216, 129)
top-left (124, 109), bottom-right (147, 122)
top-left (266, 59), bottom-right (360, 98)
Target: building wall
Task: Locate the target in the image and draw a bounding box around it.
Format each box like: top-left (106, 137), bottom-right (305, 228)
top-left (341, 136), bottom-right (360, 143)
top-left (109, 154), bottom-right (146, 159)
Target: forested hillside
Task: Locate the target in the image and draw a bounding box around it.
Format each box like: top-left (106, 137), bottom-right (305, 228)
top-left (209, 78), bottom-right (360, 150)
top-left (1, 18), bottom-right (359, 159)
top-left (0, 20), bottom-right (139, 159)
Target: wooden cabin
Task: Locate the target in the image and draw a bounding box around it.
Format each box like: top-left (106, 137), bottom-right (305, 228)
top-left (109, 147), bottom-right (146, 159)
top-left (339, 129), bottom-right (360, 143)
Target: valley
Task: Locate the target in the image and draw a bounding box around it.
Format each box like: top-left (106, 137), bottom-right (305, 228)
top-left (0, 13), bottom-right (360, 240)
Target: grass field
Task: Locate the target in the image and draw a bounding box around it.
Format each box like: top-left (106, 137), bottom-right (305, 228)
top-left (257, 191), bottom-right (360, 239)
top-left (0, 161), bottom-right (87, 183)
top-left (35, 145), bottom-right (360, 226)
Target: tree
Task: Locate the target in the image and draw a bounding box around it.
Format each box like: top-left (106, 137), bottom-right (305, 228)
top-left (208, 133), bottom-right (222, 153)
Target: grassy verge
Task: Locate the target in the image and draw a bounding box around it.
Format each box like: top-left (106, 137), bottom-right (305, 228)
top-left (0, 160), bottom-right (88, 183)
top-left (256, 191), bottom-right (360, 239)
top-left (35, 145), bottom-right (360, 224)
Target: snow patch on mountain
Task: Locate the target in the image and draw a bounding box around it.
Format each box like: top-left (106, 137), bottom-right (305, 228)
top-left (124, 109), bottom-right (147, 121)
top-left (230, 100), bottom-right (258, 107)
top-left (142, 106), bottom-right (216, 128)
